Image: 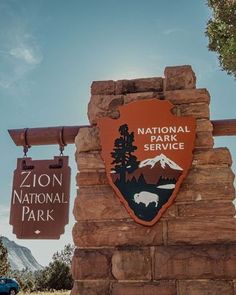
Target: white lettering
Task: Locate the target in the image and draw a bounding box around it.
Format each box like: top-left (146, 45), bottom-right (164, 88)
top-left (38, 174), bottom-right (50, 187)
top-left (22, 194), bottom-right (30, 204)
top-left (137, 125), bottom-right (191, 135)
top-left (37, 210), bottom-right (44, 221)
top-left (61, 193), bottom-right (68, 203)
top-left (20, 172), bottom-right (63, 188)
top-left (22, 206), bottom-right (30, 221)
top-left (12, 191), bottom-right (67, 204)
top-left (13, 190), bottom-right (22, 204)
top-left (20, 171), bottom-right (31, 188)
top-left (47, 209), bottom-right (54, 221)
top-left (53, 173), bottom-right (63, 187)
top-left (137, 128), bottom-right (144, 135)
top-left (21, 208), bottom-right (55, 222)
top-left (170, 134), bottom-right (177, 141)
top-left (143, 142), bottom-right (185, 151)
top-left (28, 210), bottom-right (36, 221)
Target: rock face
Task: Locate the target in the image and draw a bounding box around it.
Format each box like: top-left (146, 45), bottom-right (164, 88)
top-left (2, 236), bottom-right (43, 272)
top-left (71, 65), bottom-right (236, 295)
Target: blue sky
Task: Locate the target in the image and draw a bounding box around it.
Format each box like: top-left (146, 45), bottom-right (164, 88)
top-left (0, 0), bottom-right (235, 266)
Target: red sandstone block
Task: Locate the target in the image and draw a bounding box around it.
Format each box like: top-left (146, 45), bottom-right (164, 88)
top-left (72, 220), bottom-right (163, 247)
top-left (76, 170), bottom-right (108, 186)
top-left (76, 151), bottom-right (104, 170)
top-left (115, 79), bottom-right (135, 94)
top-left (172, 103), bottom-right (210, 119)
top-left (194, 131), bottom-right (214, 149)
top-left (192, 147), bottom-right (232, 166)
top-left (167, 218), bottom-right (236, 245)
top-left (161, 204), bottom-right (178, 219)
top-left (88, 94), bottom-right (124, 125)
top-left (124, 91), bottom-right (157, 104)
top-left (164, 65), bottom-right (196, 90)
top-left (177, 201), bottom-right (235, 218)
top-left (91, 80), bottom-right (115, 95)
top-left (112, 248), bottom-right (151, 280)
top-left (72, 248), bottom-right (111, 280)
top-left (196, 119), bottom-right (213, 132)
top-left (176, 166), bottom-right (235, 202)
top-left (115, 77), bottom-right (163, 95)
top-left (154, 244), bottom-right (236, 280)
top-left (112, 282), bottom-right (176, 295)
top-left (132, 77), bottom-right (163, 93)
top-left (177, 181), bottom-right (235, 202)
top-left (165, 88), bottom-right (210, 104)
top-left (184, 166), bottom-right (235, 185)
top-left (124, 88), bottom-right (210, 105)
top-left (73, 186), bottom-right (128, 221)
top-left (75, 127), bottom-right (101, 153)
top-left (178, 280), bottom-right (234, 295)
top-left (71, 280), bottom-right (110, 295)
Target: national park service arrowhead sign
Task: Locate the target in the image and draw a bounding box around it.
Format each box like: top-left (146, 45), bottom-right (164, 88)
top-left (98, 99), bottom-right (196, 226)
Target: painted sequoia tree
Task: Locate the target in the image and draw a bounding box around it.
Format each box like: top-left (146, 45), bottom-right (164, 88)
top-left (111, 124), bottom-right (139, 184)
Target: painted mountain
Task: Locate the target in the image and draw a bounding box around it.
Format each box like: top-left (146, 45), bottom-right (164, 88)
top-left (111, 153), bottom-right (183, 222)
top-left (1, 236), bottom-right (43, 272)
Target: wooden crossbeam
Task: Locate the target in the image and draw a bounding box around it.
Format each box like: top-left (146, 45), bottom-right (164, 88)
top-left (8, 119), bottom-right (236, 147)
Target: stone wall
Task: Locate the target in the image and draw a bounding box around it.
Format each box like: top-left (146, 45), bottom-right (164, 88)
top-left (71, 66), bottom-right (236, 295)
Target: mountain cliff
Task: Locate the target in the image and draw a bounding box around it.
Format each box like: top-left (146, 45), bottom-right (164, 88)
top-left (1, 236), bottom-right (43, 272)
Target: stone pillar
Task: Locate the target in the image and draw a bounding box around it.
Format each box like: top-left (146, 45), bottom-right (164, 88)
top-left (71, 65), bottom-right (236, 295)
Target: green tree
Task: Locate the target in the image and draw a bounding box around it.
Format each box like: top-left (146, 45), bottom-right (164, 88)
top-left (0, 237), bottom-right (10, 275)
top-left (206, 0), bottom-right (236, 77)
top-left (111, 124), bottom-right (139, 184)
top-left (34, 268), bottom-right (49, 291)
top-left (10, 269), bottom-right (36, 292)
top-left (52, 243), bottom-right (74, 266)
top-left (46, 260), bottom-right (73, 290)
top-left (35, 244), bottom-right (74, 291)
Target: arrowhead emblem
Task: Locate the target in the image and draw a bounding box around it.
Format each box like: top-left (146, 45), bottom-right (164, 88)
top-left (98, 99), bottom-right (196, 226)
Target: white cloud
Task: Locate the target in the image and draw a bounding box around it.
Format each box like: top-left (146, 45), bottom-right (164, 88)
top-left (162, 28), bottom-right (186, 35)
top-left (0, 4), bottom-right (43, 91)
top-left (10, 45), bottom-right (42, 65)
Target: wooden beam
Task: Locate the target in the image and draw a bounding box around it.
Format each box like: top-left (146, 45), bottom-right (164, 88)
top-left (8, 126), bottom-right (90, 147)
top-left (212, 119), bottom-right (236, 137)
top-left (8, 119), bottom-right (236, 147)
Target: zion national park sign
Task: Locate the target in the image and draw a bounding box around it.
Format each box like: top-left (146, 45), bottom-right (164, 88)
top-left (98, 99), bottom-right (196, 226)
top-left (10, 156), bottom-right (71, 239)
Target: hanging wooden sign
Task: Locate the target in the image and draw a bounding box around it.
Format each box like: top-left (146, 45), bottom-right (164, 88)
top-left (98, 99), bottom-right (196, 226)
top-left (10, 156), bottom-right (70, 239)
